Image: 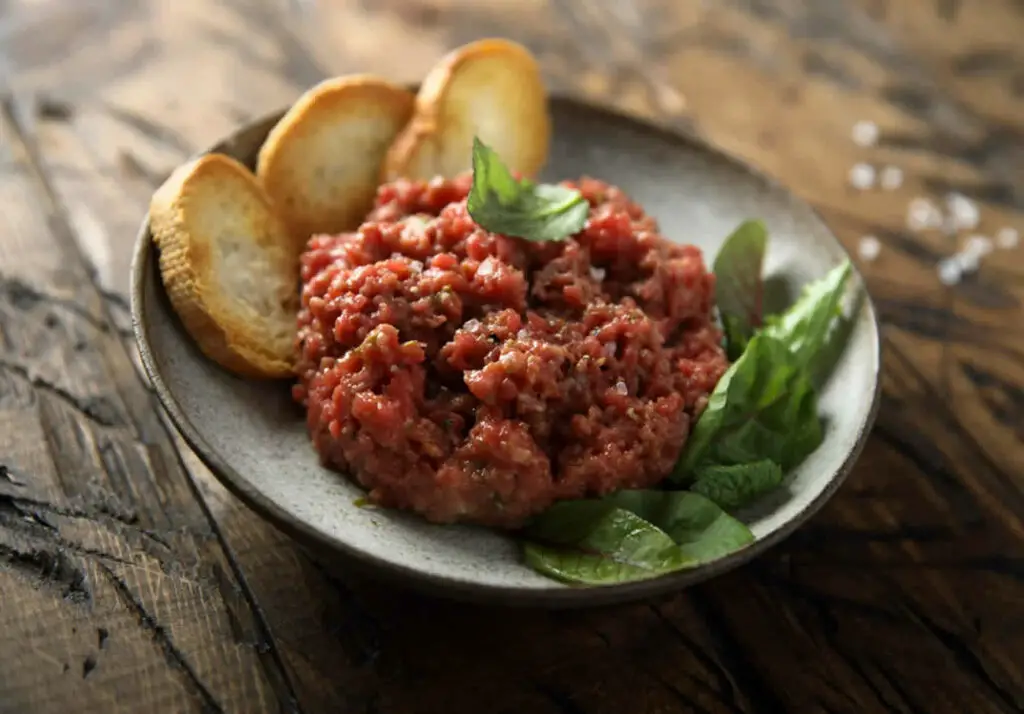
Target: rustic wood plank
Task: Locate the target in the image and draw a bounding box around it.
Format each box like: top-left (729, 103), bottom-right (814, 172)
top-left (0, 104), bottom-right (295, 712)
top-left (3, 0), bottom-right (1024, 713)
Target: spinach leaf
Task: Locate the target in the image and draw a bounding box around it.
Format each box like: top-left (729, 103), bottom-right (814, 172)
top-left (762, 260), bottom-right (853, 380)
top-left (523, 504), bottom-right (691, 585)
top-left (522, 492), bottom-right (753, 585)
top-left (713, 220), bottom-right (768, 359)
top-left (467, 137), bottom-right (589, 242)
top-left (599, 490), bottom-right (755, 561)
top-left (672, 333), bottom-right (823, 481)
top-left (690, 459), bottom-right (784, 510)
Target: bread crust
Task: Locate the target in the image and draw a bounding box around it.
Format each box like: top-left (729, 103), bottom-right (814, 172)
top-left (150, 153), bottom-right (298, 379)
top-left (257, 75), bottom-right (415, 244)
top-left (381, 38), bottom-right (550, 181)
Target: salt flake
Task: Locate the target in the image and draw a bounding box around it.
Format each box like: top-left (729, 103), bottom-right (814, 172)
top-left (852, 120), bottom-right (879, 147)
top-left (858, 235), bottom-right (881, 262)
top-left (848, 163), bottom-right (875, 191)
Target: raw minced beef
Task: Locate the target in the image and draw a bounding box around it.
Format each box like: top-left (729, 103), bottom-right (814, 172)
top-left (294, 173), bottom-right (729, 528)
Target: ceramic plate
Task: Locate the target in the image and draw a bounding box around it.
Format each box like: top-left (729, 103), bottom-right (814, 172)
top-left (132, 97), bottom-right (881, 608)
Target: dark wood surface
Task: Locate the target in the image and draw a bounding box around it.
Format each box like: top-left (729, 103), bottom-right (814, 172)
top-left (1, 0), bottom-right (1023, 712)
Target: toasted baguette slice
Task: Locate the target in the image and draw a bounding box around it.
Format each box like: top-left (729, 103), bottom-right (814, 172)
top-left (382, 38), bottom-right (550, 182)
top-left (151, 153), bottom-right (298, 380)
top-left (256, 75), bottom-right (415, 243)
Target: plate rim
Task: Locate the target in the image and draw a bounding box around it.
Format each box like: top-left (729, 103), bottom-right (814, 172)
top-left (130, 94), bottom-right (883, 608)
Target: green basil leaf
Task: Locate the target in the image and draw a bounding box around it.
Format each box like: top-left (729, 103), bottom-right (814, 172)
top-left (467, 137), bottom-right (589, 242)
top-left (713, 220), bottom-right (768, 359)
top-left (672, 333), bottom-right (823, 481)
top-left (522, 492), bottom-right (754, 585)
top-left (762, 259), bottom-right (853, 379)
top-left (690, 459), bottom-right (784, 510)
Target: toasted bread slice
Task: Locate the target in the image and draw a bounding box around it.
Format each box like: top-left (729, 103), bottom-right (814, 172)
top-left (382, 38), bottom-right (551, 182)
top-left (151, 153), bottom-right (298, 380)
top-left (256, 75), bottom-right (415, 242)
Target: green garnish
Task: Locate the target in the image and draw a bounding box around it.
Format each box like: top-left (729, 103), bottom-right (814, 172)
top-left (515, 219), bottom-right (860, 585)
top-left (466, 137), bottom-right (589, 242)
top-left (522, 492), bottom-right (753, 585)
top-left (713, 219), bottom-right (768, 360)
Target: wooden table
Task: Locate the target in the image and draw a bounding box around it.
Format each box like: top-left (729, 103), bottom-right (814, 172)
top-left (1, 1), bottom-right (1022, 712)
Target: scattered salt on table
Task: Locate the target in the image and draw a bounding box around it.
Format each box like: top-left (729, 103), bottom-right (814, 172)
top-left (907, 197), bottom-right (942, 231)
top-left (857, 235), bottom-right (881, 262)
top-left (937, 258), bottom-right (962, 286)
top-left (955, 250), bottom-right (980, 273)
top-left (996, 227), bottom-right (1019, 249)
top-left (879, 165), bottom-right (903, 191)
top-left (963, 234), bottom-right (993, 257)
top-left (852, 120), bottom-right (879, 147)
top-left (945, 192), bottom-right (980, 231)
top-left (848, 162), bottom-right (875, 190)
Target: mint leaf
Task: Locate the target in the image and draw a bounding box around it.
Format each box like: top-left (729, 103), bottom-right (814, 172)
top-left (467, 137), bottom-right (589, 242)
top-left (522, 492), bottom-right (753, 585)
top-left (691, 459), bottom-right (784, 510)
top-left (713, 220), bottom-right (768, 359)
top-left (763, 260), bottom-right (853, 380)
top-left (672, 333), bottom-right (823, 482)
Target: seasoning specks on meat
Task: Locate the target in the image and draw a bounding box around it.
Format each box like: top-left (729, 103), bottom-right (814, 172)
top-left (295, 173), bottom-right (728, 528)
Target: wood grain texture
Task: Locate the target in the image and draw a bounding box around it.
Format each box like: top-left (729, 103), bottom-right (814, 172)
top-left (1, 0), bottom-right (1022, 713)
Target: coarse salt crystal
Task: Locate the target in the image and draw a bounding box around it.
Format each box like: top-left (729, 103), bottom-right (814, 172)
top-left (946, 192), bottom-right (980, 231)
top-left (955, 250), bottom-right (980, 273)
top-left (852, 120), bottom-right (879, 147)
top-left (589, 265), bottom-right (607, 281)
top-left (858, 235), bottom-right (881, 262)
top-left (848, 162), bottom-right (875, 190)
top-left (938, 258), bottom-right (962, 285)
top-left (996, 227), bottom-right (1019, 249)
top-left (963, 234), bottom-right (993, 257)
top-left (614, 380), bottom-right (628, 396)
top-left (907, 197), bottom-right (942, 231)
top-left (879, 165), bottom-right (903, 190)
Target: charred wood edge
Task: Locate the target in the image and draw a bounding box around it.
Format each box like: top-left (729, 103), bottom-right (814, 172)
top-left (0, 98), bottom-right (304, 714)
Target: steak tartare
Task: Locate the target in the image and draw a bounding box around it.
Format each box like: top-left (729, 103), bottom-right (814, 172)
top-left (294, 174), bottom-right (729, 528)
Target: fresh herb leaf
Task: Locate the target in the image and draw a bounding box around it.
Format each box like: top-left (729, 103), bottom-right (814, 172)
top-left (690, 459), bottom-right (784, 510)
top-left (599, 491), bottom-right (755, 561)
top-left (762, 260), bottom-right (853, 379)
top-left (467, 137), bottom-right (589, 242)
top-left (522, 492), bottom-right (754, 585)
top-left (523, 504), bottom-right (691, 585)
top-left (720, 313), bottom-right (751, 360)
top-left (672, 333), bottom-right (823, 481)
top-left (713, 220), bottom-right (768, 359)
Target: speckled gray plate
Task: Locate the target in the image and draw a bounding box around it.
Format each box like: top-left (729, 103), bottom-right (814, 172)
top-left (132, 96), bottom-right (881, 608)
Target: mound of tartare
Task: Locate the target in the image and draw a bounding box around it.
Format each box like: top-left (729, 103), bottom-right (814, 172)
top-left (294, 174), bottom-right (729, 528)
